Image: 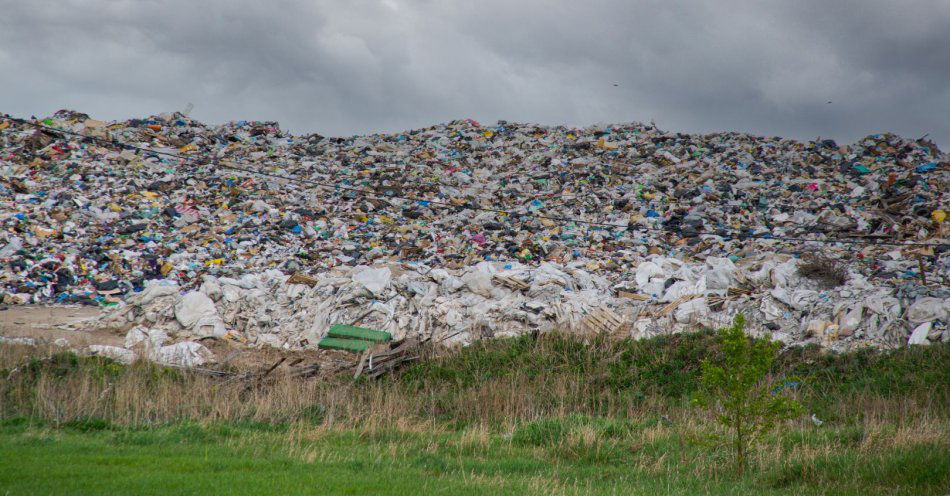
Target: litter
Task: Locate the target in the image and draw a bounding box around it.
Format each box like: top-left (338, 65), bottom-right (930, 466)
top-left (0, 111), bottom-right (945, 354)
top-left (87, 345), bottom-right (136, 365)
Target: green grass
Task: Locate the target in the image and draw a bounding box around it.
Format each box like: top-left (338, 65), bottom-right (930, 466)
top-left (0, 423), bottom-right (513, 495)
top-left (766, 444), bottom-right (950, 492)
top-left (401, 331), bottom-right (950, 417)
top-left (1, 334), bottom-right (948, 494)
top-left (0, 419), bottom-right (945, 495)
top-left (402, 331), bottom-right (950, 397)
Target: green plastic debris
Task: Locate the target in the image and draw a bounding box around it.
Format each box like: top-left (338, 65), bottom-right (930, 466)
top-left (853, 164), bottom-right (872, 174)
top-left (327, 324), bottom-right (391, 343)
top-left (317, 337), bottom-right (374, 352)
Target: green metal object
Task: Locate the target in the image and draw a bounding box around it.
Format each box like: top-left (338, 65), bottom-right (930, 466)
top-left (317, 337), bottom-right (374, 353)
top-left (326, 324), bottom-right (392, 343)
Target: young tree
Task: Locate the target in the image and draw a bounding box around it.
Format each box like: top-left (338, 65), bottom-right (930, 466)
top-left (693, 314), bottom-right (802, 474)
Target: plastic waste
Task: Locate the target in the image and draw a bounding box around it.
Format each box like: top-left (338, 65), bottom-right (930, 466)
top-left (155, 341), bottom-right (215, 367)
top-left (0, 110), bottom-right (944, 353)
top-left (87, 345), bottom-right (136, 364)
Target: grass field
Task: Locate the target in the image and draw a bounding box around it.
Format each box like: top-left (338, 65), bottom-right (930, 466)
top-left (1, 416), bottom-right (946, 495)
top-left (1, 332), bottom-right (948, 495)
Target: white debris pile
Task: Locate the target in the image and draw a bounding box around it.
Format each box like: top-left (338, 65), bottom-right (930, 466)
top-left (86, 326), bottom-right (214, 368)
top-left (93, 254), bottom-right (949, 351)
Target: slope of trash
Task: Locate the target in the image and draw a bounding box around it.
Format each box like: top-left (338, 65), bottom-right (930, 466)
top-left (1, 110), bottom-right (947, 355)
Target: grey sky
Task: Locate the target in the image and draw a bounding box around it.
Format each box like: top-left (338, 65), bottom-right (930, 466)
top-left (2, 0), bottom-right (948, 145)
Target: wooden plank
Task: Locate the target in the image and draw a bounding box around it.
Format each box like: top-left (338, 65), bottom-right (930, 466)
top-left (582, 305), bottom-right (624, 334)
top-left (353, 350), bottom-right (370, 378)
top-left (655, 294), bottom-right (702, 317)
top-left (617, 291), bottom-right (650, 301)
top-left (493, 275), bottom-right (529, 290)
top-left (287, 272), bottom-right (318, 287)
top-left (587, 311), bottom-right (621, 329)
top-left (727, 287), bottom-right (752, 298)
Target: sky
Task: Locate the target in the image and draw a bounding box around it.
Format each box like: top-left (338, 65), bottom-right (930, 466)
top-left (2, 0), bottom-right (948, 145)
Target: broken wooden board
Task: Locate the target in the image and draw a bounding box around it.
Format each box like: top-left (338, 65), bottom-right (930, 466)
top-left (654, 294), bottom-right (703, 317)
top-left (353, 338), bottom-right (422, 379)
top-left (726, 287), bottom-right (753, 298)
top-left (582, 305), bottom-right (624, 334)
top-left (287, 272), bottom-right (318, 287)
top-left (617, 291), bottom-right (650, 301)
top-left (493, 274), bottom-right (529, 291)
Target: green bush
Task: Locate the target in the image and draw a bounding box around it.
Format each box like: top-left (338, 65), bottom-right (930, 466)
top-left (693, 314), bottom-right (802, 474)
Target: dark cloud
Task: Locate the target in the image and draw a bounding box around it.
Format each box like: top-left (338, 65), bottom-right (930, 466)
top-left (1, 0), bottom-right (947, 145)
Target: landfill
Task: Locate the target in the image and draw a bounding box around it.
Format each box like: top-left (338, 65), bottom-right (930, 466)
top-left (1, 110), bottom-right (947, 355)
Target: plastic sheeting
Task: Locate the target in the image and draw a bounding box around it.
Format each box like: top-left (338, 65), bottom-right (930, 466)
top-left (93, 253), bottom-right (948, 351)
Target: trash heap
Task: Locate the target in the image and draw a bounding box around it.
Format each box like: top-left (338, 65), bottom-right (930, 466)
top-left (93, 255), bottom-right (949, 352)
top-left (1, 110), bottom-right (948, 351)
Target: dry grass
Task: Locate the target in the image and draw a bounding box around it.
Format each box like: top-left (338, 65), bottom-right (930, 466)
top-left (0, 343), bottom-right (650, 428)
top-left (796, 253), bottom-right (849, 288)
top-left (2, 338), bottom-right (946, 434)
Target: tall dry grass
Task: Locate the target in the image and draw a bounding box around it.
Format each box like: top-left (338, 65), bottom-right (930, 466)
top-left (1, 338), bottom-right (946, 433)
top-left (2, 348), bottom-right (651, 427)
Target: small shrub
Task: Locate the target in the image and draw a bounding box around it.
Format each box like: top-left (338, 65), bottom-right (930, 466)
top-left (693, 314), bottom-right (803, 474)
top-left (25, 352), bottom-right (80, 378)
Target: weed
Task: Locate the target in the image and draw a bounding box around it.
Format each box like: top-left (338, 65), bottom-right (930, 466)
top-left (62, 417), bottom-right (114, 432)
top-left (298, 403), bottom-right (327, 425)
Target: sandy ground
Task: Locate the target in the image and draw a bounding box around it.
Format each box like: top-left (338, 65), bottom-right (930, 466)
top-left (0, 305), bottom-right (119, 347)
top-left (0, 305), bottom-right (356, 372)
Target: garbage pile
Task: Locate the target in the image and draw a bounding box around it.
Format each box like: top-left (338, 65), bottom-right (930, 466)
top-left (93, 255), bottom-right (949, 352)
top-left (1, 110), bottom-right (947, 350)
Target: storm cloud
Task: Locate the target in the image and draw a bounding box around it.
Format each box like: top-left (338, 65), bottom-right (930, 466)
top-left (2, 0), bottom-right (948, 144)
